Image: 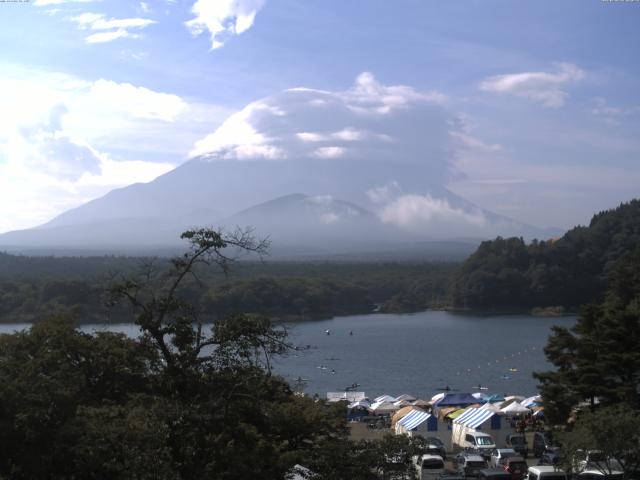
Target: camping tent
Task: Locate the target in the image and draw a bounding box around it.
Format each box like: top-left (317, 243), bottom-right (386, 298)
top-left (521, 395), bottom-right (542, 407)
top-left (370, 401), bottom-right (398, 414)
top-left (375, 395), bottom-right (397, 403)
top-left (433, 393), bottom-right (478, 408)
top-left (501, 402), bottom-right (530, 416)
top-left (391, 406), bottom-right (424, 427)
top-left (395, 394), bottom-right (417, 402)
top-left (451, 407), bottom-right (514, 450)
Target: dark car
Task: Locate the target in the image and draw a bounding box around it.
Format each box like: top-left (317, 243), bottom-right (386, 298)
top-left (478, 468), bottom-right (512, 480)
top-left (505, 434), bottom-right (529, 458)
top-left (424, 436), bottom-right (447, 459)
top-left (533, 432), bottom-right (555, 457)
top-left (537, 448), bottom-right (561, 466)
top-left (503, 457), bottom-right (528, 480)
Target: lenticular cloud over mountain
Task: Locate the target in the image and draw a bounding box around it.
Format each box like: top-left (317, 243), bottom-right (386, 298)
top-left (187, 72), bottom-right (473, 231)
top-left (0, 73), bottom-right (559, 254)
top-left (191, 72), bottom-right (453, 180)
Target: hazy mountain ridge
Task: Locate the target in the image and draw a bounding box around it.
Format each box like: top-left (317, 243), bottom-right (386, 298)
top-left (0, 157), bottom-right (562, 256)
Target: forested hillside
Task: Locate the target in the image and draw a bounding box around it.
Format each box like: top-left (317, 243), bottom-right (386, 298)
top-left (451, 199), bottom-right (640, 310)
top-left (0, 255), bottom-right (454, 323)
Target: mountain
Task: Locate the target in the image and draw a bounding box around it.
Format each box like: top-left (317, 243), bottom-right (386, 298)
top-left (0, 157), bottom-right (561, 256)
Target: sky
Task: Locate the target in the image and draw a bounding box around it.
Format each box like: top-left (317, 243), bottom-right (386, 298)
top-left (0, 0), bottom-right (639, 234)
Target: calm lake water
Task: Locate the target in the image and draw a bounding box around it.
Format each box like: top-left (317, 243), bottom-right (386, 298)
top-left (0, 311), bottom-right (575, 401)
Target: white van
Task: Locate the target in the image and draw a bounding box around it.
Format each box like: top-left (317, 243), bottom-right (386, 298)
top-left (461, 432), bottom-right (496, 459)
top-left (413, 454), bottom-right (445, 480)
top-left (527, 465), bottom-right (568, 480)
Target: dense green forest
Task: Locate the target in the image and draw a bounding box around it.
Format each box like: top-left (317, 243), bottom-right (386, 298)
top-left (0, 253), bottom-right (454, 323)
top-left (451, 199), bottom-right (640, 310)
top-left (2, 199), bottom-right (639, 322)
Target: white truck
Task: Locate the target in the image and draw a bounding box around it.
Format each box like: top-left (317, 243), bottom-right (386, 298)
top-left (412, 454), bottom-right (445, 480)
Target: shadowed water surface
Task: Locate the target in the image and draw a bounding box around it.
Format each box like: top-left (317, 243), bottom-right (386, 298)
top-left (0, 311), bottom-right (575, 400)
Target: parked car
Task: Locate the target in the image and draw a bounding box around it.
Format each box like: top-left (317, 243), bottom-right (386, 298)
top-left (491, 449), bottom-right (519, 468)
top-left (506, 434), bottom-right (529, 458)
top-left (537, 448), bottom-right (561, 466)
top-left (478, 468), bottom-right (512, 480)
top-left (454, 452), bottom-right (488, 477)
top-left (572, 450), bottom-right (623, 474)
top-left (424, 436), bottom-right (447, 459)
top-left (574, 469), bottom-right (624, 480)
top-left (461, 432), bottom-right (497, 461)
top-left (533, 432), bottom-right (555, 458)
top-left (503, 457), bottom-right (528, 480)
top-left (526, 465), bottom-right (568, 480)
top-left (412, 454), bottom-right (445, 480)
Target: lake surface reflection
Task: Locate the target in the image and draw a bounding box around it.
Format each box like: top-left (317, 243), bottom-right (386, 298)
top-left (0, 310), bottom-right (575, 400)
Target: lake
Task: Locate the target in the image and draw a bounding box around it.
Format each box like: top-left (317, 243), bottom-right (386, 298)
top-left (0, 310), bottom-right (575, 401)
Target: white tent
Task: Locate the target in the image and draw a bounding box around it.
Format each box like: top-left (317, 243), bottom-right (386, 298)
top-left (431, 393), bottom-right (445, 403)
top-left (480, 402), bottom-right (502, 413)
top-left (521, 395), bottom-right (542, 407)
top-left (370, 401), bottom-right (398, 413)
top-left (501, 402), bottom-right (531, 415)
top-left (375, 394), bottom-right (397, 403)
top-left (505, 395), bottom-right (525, 402)
top-left (395, 394), bottom-right (417, 402)
top-left (348, 400), bottom-right (371, 409)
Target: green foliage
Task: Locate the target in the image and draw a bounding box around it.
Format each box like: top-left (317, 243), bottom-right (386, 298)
top-left (0, 254), bottom-right (456, 323)
top-left (534, 247), bottom-right (640, 424)
top-left (452, 199), bottom-right (640, 309)
top-left (557, 405), bottom-right (640, 478)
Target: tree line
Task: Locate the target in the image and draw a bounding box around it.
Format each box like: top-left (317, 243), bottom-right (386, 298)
top-left (451, 199), bottom-right (640, 310)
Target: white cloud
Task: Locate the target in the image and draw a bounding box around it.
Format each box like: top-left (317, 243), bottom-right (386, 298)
top-left (0, 65), bottom-right (206, 233)
top-left (379, 194), bottom-right (487, 229)
top-left (343, 72), bottom-right (447, 114)
top-left (191, 72), bottom-right (451, 173)
top-left (367, 181), bottom-right (401, 204)
top-left (190, 101), bottom-right (286, 160)
top-left (33, 0), bottom-right (96, 5)
top-left (185, 0), bottom-right (265, 50)
top-left (70, 12), bottom-right (155, 43)
top-left (450, 131), bottom-right (502, 152)
top-left (590, 97), bottom-right (640, 122)
top-left (479, 63), bottom-right (584, 107)
top-left (0, 105), bottom-right (173, 233)
top-left (313, 146), bottom-right (345, 159)
top-left (89, 80), bottom-right (186, 121)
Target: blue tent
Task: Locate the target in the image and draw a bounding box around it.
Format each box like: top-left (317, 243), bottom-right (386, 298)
top-left (486, 393), bottom-right (505, 403)
top-left (433, 393), bottom-right (478, 407)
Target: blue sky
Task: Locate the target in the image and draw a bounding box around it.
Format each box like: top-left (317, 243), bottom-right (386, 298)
top-left (0, 0), bottom-right (639, 233)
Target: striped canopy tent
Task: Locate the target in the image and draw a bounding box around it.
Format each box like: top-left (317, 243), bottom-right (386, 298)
top-left (454, 407), bottom-right (496, 429)
top-left (396, 410), bottom-right (432, 431)
top-left (501, 401), bottom-right (531, 416)
top-left (391, 406), bottom-right (424, 427)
